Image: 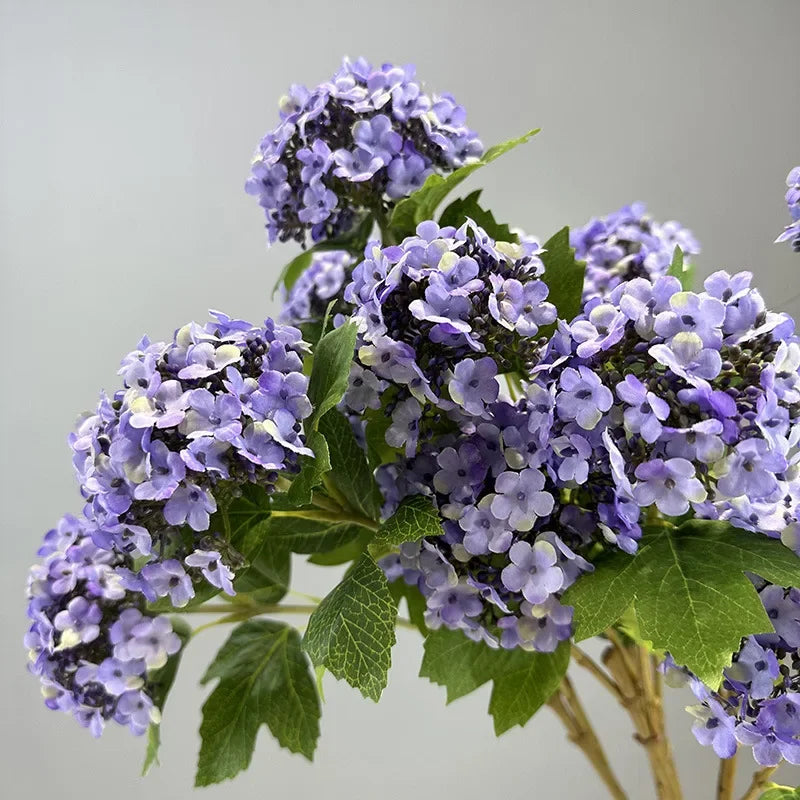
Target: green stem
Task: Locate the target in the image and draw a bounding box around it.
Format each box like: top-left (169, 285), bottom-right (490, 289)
top-left (178, 599), bottom-right (418, 633)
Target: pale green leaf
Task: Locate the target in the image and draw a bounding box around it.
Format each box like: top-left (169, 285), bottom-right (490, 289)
top-left (303, 554), bottom-right (397, 700)
top-left (370, 495), bottom-right (442, 554)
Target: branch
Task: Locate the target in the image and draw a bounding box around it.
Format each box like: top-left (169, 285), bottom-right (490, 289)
top-left (548, 683), bottom-right (629, 800)
top-left (739, 765), bottom-right (780, 800)
top-left (716, 753), bottom-right (737, 800)
top-left (571, 644), bottom-right (626, 703)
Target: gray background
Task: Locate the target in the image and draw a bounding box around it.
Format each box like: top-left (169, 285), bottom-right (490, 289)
top-left (1, 0), bottom-right (799, 797)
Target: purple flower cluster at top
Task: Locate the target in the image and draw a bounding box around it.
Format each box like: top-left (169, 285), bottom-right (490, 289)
top-left (378, 397), bottom-right (591, 651)
top-left (342, 220), bottom-right (556, 455)
top-left (245, 58), bottom-right (482, 245)
top-left (68, 312), bottom-right (311, 606)
top-left (571, 203), bottom-right (700, 302)
top-left (665, 581), bottom-right (800, 766)
top-left (279, 249), bottom-right (353, 329)
top-left (25, 515), bottom-right (183, 736)
top-left (776, 167), bottom-right (800, 253)
top-left (536, 270), bottom-right (800, 553)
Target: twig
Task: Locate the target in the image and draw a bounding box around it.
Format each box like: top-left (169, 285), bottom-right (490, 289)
top-left (571, 644), bottom-right (626, 703)
top-left (716, 753), bottom-right (737, 800)
top-left (739, 765), bottom-right (779, 800)
top-left (603, 639), bottom-right (683, 799)
top-left (548, 686), bottom-right (629, 800)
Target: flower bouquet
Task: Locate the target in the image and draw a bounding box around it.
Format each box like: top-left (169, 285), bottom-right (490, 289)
top-left (24, 58), bottom-right (800, 799)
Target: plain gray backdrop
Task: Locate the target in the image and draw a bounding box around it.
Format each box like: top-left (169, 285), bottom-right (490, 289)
top-left (2, 1), bottom-right (799, 797)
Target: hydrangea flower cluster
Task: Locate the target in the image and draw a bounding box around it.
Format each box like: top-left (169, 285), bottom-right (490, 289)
top-left (245, 58), bottom-right (483, 245)
top-left (25, 514), bottom-right (183, 736)
top-left (69, 312), bottom-right (312, 607)
top-left (535, 270), bottom-right (800, 553)
top-left (776, 167), bottom-right (800, 253)
top-left (665, 580), bottom-right (800, 766)
top-left (379, 397), bottom-right (592, 651)
top-left (342, 220), bottom-right (556, 455)
top-left (279, 249), bottom-right (353, 330)
top-left (572, 203), bottom-right (700, 302)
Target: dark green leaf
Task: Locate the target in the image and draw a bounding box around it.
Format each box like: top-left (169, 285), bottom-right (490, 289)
top-left (388, 129), bottom-right (539, 239)
top-left (371, 495), bottom-right (441, 553)
top-left (264, 515), bottom-right (369, 554)
top-left (307, 321), bottom-right (358, 428)
top-left (420, 629), bottom-right (569, 733)
top-left (318, 409), bottom-right (381, 520)
top-left (196, 620), bottom-right (321, 786)
top-left (288, 322), bottom-right (358, 506)
top-left (273, 249), bottom-right (314, 298)
top-left (420, 628), bottom-right (515, 702)
top-left (564, 519), bottom-right (800, 687)
top-left (537, 227), bottom-right (586, 338)
top-left (488, 643), bottom-right (570, 734)
top-left (666, 245), bottom-right (695, 290)
top-left (439, 190), bottom-right (518, 242)
top-left (363, 405), bottom-right (401, 469)
top-left (286, 429), bottom-right (330, 507)
top-left (231, 525), bottom-right (291, 603)
top-left (388, 579), bottom-right (429, 637)
top-left (142, 618), bottom-right (191, 775)
top-left (306, 527), bottom-right (373, 565)
top-left (303, 554), bottom-right (397, 700)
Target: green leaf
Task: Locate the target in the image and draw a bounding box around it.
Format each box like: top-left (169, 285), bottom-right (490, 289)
top-left (307, 527), bottom-right (373, 565)
top-left (488, 643), bottom-right (571, 734)
top-left (419, 629), bottom-right (569, 733)
top-left (307, 321), bottom-right (358, 428)
top-left (760, 788), bottom-right (800, 800)
top-left (420, 628), bottom-right (514, 702)
top-left (363, 404), bottom-right (401, 469)
top-left (288, 322), bottom-right (358, 506)
top-left (438, 189), bottom-right (518, 242)
top-left (564, 519), bottom-right (800, 687)
top-left (537, 226), bottom-right (586, 338)
top-left (286, 429), bottom-right (330, 507)
top-left (231, 526), bottom-right (291, 602)
top-left (666, 245), bottom-right (695, 290)
top-left (264, 515), bottom-right (369, 554)
top-left (303, 554), bottom-right (397, 700)
top-left (196, 620), bottom-right (321, 786)
top-left (142, 617), bottom-right (191, 775)
top-left (273, 249), bottom-right (314, 298)
top-left (370, 495), bottom-right (442, 554)
top-left (317, 409), bottom-right (381, 519)
top-left (388, 129), bottom-right (539, 238)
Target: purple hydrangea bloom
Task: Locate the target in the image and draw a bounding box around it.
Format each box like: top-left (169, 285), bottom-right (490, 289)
top-left (448, 357), bottom-right (500, 416)
top-left (633, 458), bottom-right (707, 516)
top-left (500, 540), bottom-right (564, 604)
top-left (556, 366), bottom-right (613, 430)
top-left (25, 516), bottom-right (184, 737)
top-left (246, 58), bottom-right (482, 246)
top-left (572, 203), bottom-right (700, 301)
